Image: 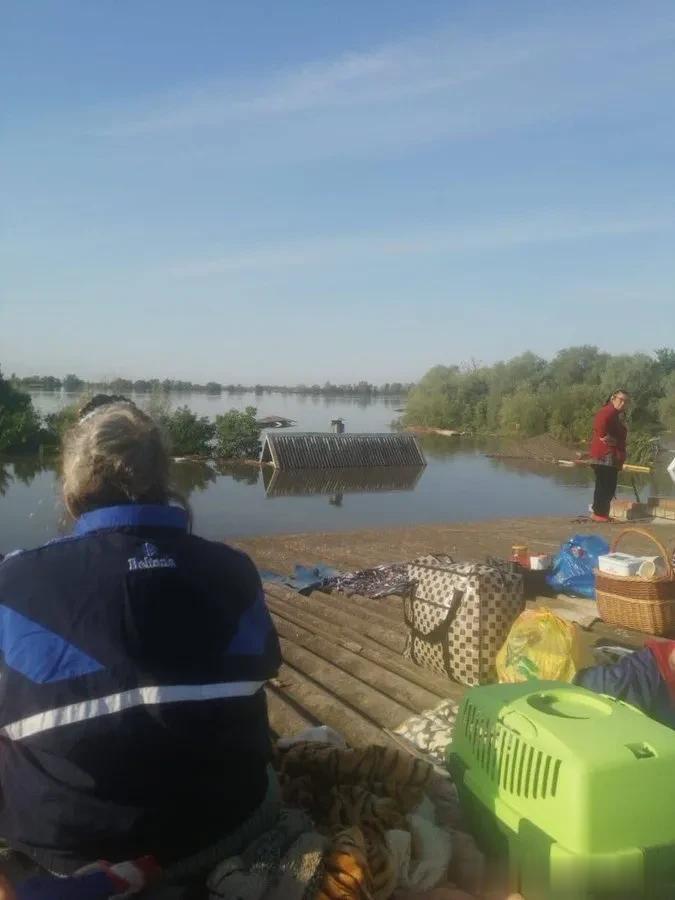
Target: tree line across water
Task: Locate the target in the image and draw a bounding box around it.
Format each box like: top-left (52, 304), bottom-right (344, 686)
top-left (3, 347), bottom-right (675, 458)
top-left (0, 369), bottom-right (261, 459)
top-left (1, 368), bottom-right (410, 457)
top-left (11, 374), bottom-right (412, 398)
top-left (403, 346), bottom-right (675, 443)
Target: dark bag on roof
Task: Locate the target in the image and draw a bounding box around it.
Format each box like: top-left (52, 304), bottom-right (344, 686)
top-left (403, 555), bottom-right (524, 686)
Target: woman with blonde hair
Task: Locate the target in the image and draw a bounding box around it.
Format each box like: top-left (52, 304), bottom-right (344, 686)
top-left (0, 398), bottom-right (281, 877)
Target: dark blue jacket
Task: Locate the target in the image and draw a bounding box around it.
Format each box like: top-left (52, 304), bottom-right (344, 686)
top-left (574, 647), bottom-right (675, 729)
top-left (0, 505), bottom-right (281, 874)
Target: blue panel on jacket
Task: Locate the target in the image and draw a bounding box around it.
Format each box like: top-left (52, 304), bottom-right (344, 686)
top-left (0, 605), bottom-right (104, 684)
top-left (226, 590), bottom-right (271, 656)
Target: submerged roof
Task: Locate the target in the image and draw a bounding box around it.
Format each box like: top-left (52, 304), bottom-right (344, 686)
top-left (260, 432), bottom-right (426, 470)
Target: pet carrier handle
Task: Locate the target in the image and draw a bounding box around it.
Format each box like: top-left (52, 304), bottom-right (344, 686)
top-left (611, 528), bottom-right (673, 579)
top-left (501, 709), bottom-right (538, 739)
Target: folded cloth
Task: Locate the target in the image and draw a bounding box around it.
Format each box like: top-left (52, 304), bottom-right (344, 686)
top-left (392, 700), bottom-right (459, 768)
top-left (424, 776), bottom-right (462, 830)
top-left (277, 727), bottom-right (347, 750)
top-left (323, 564), bottom-right (411, 599)
top-left (386, 813), bottom-right (452, 893)
top-left (206, 809), bottom-right (323, 900)
top-left (263, 831), bottom-right (326, 900)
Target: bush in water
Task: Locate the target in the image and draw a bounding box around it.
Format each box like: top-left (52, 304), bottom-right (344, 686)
top-left (162, 406), bottom-right (216, 457)
top-left (214, 407), bottom-right (261, 460)
top-left (0, 369), bottom-right (43, 453)
top-left (43, 405), bottom-right (79, 446)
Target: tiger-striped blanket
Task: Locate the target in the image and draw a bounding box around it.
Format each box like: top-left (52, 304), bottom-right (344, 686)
top-left (278, 743), bottom-right (435, 899)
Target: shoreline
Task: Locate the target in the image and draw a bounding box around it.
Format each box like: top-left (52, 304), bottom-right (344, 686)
top-left (231, 514), bottom-right (675, 576)
top-left (404, 425), bottom-right (468, 437)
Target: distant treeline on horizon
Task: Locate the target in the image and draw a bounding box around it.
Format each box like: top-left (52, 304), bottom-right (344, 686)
top-left (11, 374), bottom-right (413, 397)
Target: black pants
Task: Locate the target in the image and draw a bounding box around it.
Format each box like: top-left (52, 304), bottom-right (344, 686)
top-left (592, 464), bottom-right (618, 517)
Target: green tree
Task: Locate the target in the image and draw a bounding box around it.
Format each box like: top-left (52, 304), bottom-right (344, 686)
top-left (490, 352), bottom-right (547, 396)
top-left (548, 384), bottom-right (598, 442)
top-left (546, 346), bottom-right (607, 388)
top-left (163, 406), bottom-right (215, 456)
top-left (63, 374), bottom-right (85, 392)
top-left (214, 407), bottom-right (261, 459)
top-left (498, 389), bottom-right (550, 436)
top-left (403, 366), bottom-right (463, 428)
top-left (108, 378), bottom-right (133, 394)
top-left (660, 372), bottom-right (675, 431)
top-left (43, 405), bottom-right (79, 445)
top-left (20, 374), bottom-right (62, 390)
top-left (599, 354), bottom-right (661, 433)
top-left (655, 348), bottom-right (675, 377)
top-left (403, 347), bottom-right (675, 439)
top-left (0, 368), bottom-right (42, 452)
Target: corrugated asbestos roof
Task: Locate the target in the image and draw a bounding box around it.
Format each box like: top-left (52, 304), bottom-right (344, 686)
top-left (260, 432), bottom-right (426, 470)
top-left (263, 582), bottom-right (463, 748)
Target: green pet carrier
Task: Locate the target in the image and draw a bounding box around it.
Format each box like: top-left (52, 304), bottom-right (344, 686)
top-left (447, 682), bottom-right (675, 900)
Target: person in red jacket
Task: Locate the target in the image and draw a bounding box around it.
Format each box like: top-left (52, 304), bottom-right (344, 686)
top-left (589, 389), bottom-right (629, 522)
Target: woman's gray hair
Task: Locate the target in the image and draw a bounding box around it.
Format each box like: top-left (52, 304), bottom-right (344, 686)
top-left (62, 401), bottom-right (173, 518)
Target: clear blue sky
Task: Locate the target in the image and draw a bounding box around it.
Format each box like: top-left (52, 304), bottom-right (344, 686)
top-left (2, 0), bottom-right (674, 384)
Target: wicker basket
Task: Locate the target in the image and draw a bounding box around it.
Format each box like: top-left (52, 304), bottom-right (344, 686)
top-left (594, 528), bottom-right (675, 635)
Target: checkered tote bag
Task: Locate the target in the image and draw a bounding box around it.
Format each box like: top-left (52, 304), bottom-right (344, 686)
top-left (403, 555), bottom-right (524, 686)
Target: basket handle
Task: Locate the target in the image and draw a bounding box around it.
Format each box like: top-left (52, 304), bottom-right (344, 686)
top-left (611, 528), bottom-right (673, 578)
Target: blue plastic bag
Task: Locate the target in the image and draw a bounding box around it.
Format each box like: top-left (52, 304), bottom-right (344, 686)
top-left (546, 534), bottom-right (609, 599)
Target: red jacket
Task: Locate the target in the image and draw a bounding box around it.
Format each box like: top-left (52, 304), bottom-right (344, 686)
top-left (589, 403), bottom-right (627, 468)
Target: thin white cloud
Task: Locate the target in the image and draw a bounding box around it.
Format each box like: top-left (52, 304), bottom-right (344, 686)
top-left (166, 213), bottom-right (671, 278)
top-left (96, 10), bottom-right (675, 143)
top-left (98, 33), bottom-right (534, 136)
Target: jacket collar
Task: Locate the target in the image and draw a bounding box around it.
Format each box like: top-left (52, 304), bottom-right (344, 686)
top-left (74, 504), bottom-right (189, 536)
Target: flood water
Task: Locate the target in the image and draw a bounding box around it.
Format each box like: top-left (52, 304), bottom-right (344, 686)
top-left (1, 391), bottom-right (673, 554)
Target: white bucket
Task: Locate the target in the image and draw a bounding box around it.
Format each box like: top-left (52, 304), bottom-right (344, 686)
top-left (637, 557), bottom-right (667, 579)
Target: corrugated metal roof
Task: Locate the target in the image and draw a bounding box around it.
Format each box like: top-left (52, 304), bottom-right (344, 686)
top-left (260, 432), bottom-right (426, 470)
